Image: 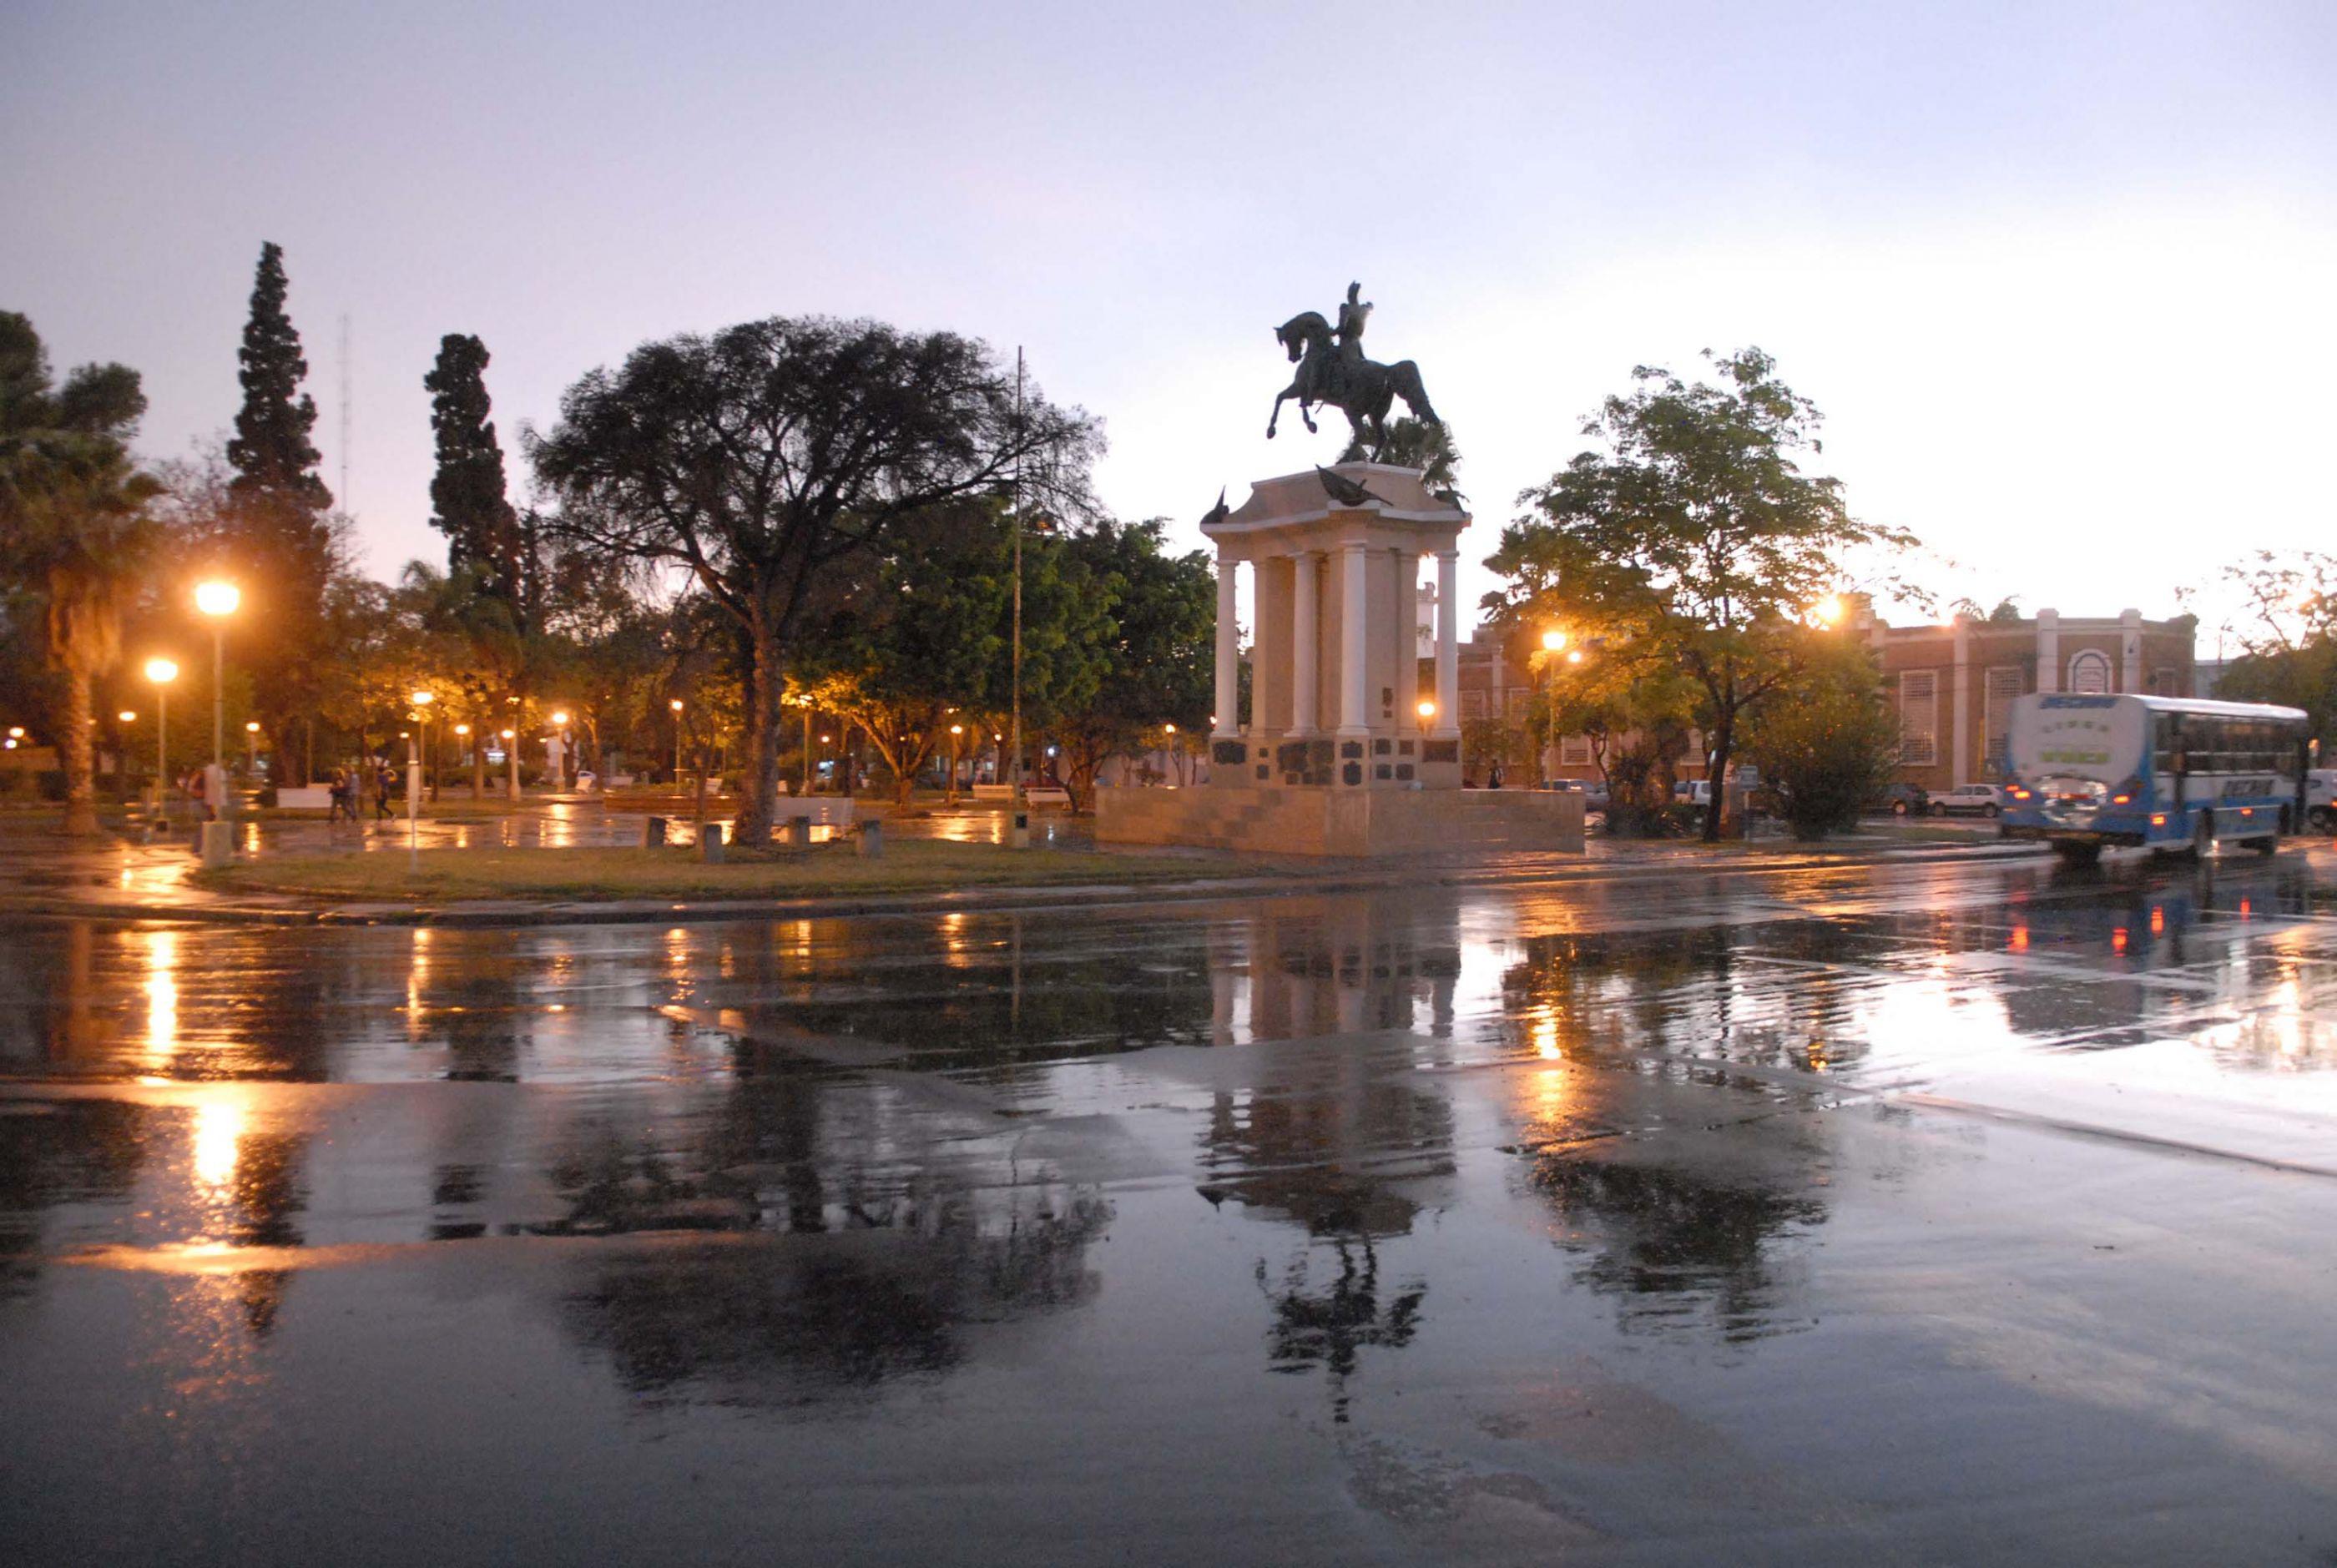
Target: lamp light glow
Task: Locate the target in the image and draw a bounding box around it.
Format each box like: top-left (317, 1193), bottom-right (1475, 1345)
top-left (194, 581), bottom-right (240, 617)
top-left (145, 658), bottom-right (178, 685)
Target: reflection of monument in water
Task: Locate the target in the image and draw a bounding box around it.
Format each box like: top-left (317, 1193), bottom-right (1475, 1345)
top-left (1098, 283), bottom-right (1583, 857)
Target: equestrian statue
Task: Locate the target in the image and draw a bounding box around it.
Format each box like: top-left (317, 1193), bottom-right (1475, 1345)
top-left (1266, 282), bottom-right (1441, 463)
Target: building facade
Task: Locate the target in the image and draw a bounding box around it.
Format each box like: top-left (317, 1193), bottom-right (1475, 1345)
top-left (1449, 603), bottom-right (2198, 789)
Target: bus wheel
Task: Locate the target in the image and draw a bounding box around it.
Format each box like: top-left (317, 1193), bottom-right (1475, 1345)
top-left (2052, 841), bottom-right (2101, 867)
top-left (2311, 805), bottom-right (2334, 834)
top-left (2251, 834), bottom-right (2278, 855)
top-left (2190, 812), bottom-right (2213, 860)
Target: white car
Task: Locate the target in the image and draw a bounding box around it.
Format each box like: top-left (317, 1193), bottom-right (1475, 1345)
top-left (1930, 783), bottom-right (2006, 818)
top-left (2306, 768), bottom-right (2335, 833)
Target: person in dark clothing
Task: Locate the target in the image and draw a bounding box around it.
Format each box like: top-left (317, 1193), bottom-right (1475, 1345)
top-left (373, 761), bottom-right (396, 820)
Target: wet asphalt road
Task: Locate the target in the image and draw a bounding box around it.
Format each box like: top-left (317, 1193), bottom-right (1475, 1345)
top-left (3, 847), bottom-right (2334, 1565)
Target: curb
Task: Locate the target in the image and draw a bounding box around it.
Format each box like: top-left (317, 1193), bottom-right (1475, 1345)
top-left (0, 839), bottom-right (2052, 929)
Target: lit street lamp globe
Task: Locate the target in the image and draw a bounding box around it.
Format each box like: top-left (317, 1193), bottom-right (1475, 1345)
top-left (194, 581), bottom-right (240, 618)
top-left (145, 658), bottom-right (178, 685)
top-left (1542, 628), bottom-right (1567, 653)
top-left (550, 710), bottom-right (569, 728)
top-left (119, 711), bottom-right (137, 723)
top-left (411, 690), bottom-right (433, 708)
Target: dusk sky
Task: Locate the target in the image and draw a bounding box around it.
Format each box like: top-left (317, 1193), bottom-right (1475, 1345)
top-left (8, 1), bottom-right (2333, 638)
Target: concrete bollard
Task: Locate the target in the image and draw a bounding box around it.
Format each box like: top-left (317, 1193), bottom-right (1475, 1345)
top-left (856, 819), bottom-right (883, 859)
top-left (199, 820), bottom-right (234, 868)
top-left (1009, 809), bottom-right (1030, 850)
top-left (645, 815), bottom-right (667, 848)
top-left (700, 823), bottom-right (725, 864)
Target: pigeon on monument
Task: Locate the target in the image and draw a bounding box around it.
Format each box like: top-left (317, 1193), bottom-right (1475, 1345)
top-left (1199, 486), bottom-right (1229, 528)
top-left (1315, 466), bottom-right (1381, 508)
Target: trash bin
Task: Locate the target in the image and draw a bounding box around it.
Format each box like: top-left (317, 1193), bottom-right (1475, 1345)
top-left (856, 819), bottom-right (883, 859)
top-left (645, 816), bottom-right (667, 847)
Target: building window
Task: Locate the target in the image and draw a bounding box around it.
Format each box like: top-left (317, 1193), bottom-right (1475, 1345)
top-left (2068, 650), bottom-right (2111, 694)
top-left (1899, 670), bottom-right (1938, 765)
top-left (1560, 734), bottom-right (1592, 766)
top-left (1505, 689), bottom-right (1532, 721)
top-left (1459, 690), bottom-right (1486, 722)
top-left (1984, 667), bottom-right (2023, 772)
top-left (2152, 668), bottom-right (2178, 697)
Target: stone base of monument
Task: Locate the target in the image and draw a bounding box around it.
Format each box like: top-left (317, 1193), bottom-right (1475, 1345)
top-left (1096, 784), bottom-right (1583, 858)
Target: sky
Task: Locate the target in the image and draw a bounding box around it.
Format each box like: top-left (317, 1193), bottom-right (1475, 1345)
top-left (7, 0), bottom-right (2334, 641)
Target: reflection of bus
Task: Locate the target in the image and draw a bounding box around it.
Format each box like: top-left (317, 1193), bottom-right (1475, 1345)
top-left (2001, 694), bottom-right (2311, 864)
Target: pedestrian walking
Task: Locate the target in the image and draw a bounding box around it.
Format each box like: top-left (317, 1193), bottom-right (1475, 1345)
top-left (326, 766), bottom-right (351, 824)
top-left (373, 760), bottom-right (396, 821)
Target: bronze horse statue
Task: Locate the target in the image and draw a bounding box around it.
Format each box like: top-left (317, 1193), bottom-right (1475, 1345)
top-left (1266, 310), bottom-right (1440, 461)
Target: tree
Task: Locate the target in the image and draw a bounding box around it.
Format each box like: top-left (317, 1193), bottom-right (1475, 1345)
top-left (1743, 633), bottom-right (1899, 839)
top-left (0, 312), bottom-right (161, 832)
top-left (1050, 518), bottom-right (1214, 811)
top-left (220, 242), bottom-right (338, 781)
top-left (424, 334), bottom-right (527, 608)
top-left (1488, 349), bottom-right (1912, 840)
top-left (533, 317), bottom-right (1098, 843)
top-left (1339, 416), bottom-right (1461, 490)
top-left (2194, 551), bottom-right (2337, 745)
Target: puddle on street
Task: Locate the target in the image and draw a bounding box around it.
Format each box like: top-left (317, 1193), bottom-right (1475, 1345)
top-left (4, 849), bottom-right (2336, 1561)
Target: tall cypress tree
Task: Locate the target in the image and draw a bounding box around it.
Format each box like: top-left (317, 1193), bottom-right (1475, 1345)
top-left (221, 240), bottom-right (336, 782)
top-left (227, 242), bottom-right (333, 513)
top-left (424, 333), bottom-right (523, 607)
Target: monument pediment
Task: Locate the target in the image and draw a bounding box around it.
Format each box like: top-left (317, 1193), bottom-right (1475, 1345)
top-left (1205, 462), bottom-right (1466, 539)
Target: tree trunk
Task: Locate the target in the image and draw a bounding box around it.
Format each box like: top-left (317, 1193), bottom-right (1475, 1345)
top-left (59, 662), bottom-right (98, 835)
top-left (734, 617), bottom-right (784, 845)
top-left (1704, 713), bottom-right (1734, 843)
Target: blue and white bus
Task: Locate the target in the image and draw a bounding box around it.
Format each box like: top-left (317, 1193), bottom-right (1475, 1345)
top-left (2001, 693), bottom-right (2313, 865)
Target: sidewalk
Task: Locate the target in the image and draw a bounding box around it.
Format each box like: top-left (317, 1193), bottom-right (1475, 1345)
top-left (0, 816), bottom-right (2055, 927)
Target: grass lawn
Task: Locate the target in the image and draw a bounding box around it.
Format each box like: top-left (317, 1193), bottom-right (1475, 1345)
top-left (192, 839), bottom-right (1288, 902)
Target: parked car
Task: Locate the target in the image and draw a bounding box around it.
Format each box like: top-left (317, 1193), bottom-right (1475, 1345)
top-left (1870, 781), bottom-right (1931, 817)
top-left (1930, 782), bottom-right (2006, 818)
top-left (2306, 768), bottom-right (2335, 833)
top-left (1673, 779), bottom-right (1713, 808)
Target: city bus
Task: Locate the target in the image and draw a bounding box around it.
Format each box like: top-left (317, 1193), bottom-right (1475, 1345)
top-left (2001, 693), bottom-right (2313, 864)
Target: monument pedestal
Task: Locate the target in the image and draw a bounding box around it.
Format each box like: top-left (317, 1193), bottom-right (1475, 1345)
top-left (1113, 462), bottom-right (1574, 856)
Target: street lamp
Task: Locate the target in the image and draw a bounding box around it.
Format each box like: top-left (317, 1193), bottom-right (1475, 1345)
top-left (1416, 698), bottom-right (1436, 732)
top-left (244, 718), bottom-right (260, 773)
top-left (669, 698), bottom-right (684, 784)
top-left (1537, 629), bottom-right (1567, 784)
top-left (194, 581), bottom-right (239, 809)
top-left (1814, 594), bottom-right (1846, 628)
top-left (144, 658), bottom-right (177, 810)
top-left (548, 709), bottom-right (571, 792)
top-left (411, 690), bottom-right (435, 804)
top-left (947, 723), bottom-right (964, 804)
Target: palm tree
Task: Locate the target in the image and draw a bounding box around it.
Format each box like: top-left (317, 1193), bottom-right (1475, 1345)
top-left (1339, 416), bottom-right (1461, 491)
top-left (1, 314), bottom-right (160, 834)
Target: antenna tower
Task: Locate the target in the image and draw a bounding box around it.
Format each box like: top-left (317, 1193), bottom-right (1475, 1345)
top-left (337, 313), bottom-right (351, 512)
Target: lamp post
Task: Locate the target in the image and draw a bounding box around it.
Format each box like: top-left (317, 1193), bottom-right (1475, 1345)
top-left (501, 729), bottom-right (517, 800)
top-left (244, 719), bottom-right (260, 774)
top-left (144, 658), bottom-right (177, 814)
top-left (669, 698), bottom-right (684, 785)
top-left (411, 691), bottom-right (434, 804)
top-left (947, 723), bottom-right (963, 804)
top-left (1538, 628), bottom-right (1567, 784)
top-left (549, 709), bottom-right (571, 793)
top-left (455, 723), bottom-right (475, 798)
top-left (194, 581), bottom-right (239, 813)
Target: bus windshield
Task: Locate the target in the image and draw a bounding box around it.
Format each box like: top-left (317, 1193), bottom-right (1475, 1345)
top-left (2007, 696), bottom-right (2144, 785)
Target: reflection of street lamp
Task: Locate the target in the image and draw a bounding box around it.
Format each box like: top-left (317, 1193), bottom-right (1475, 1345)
top-left (194, 580), bottom-right (239, 789)
top-left (144, 658), bottom-right (177, 807)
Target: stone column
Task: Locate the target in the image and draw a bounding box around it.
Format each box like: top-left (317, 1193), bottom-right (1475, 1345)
top-left (2035, 608), bottom-right (2059, 694)
top-left (1392, 549), bottom-right (1419, 728)
top-left (1338, 542), bottom-right (1370, 737)
top-left (1290, 550), bottom-right (1320, 735)
top-left (1213, 550), bottom-right (1239, 738)
top-left (1434, 549), bottom-right (1460, 734)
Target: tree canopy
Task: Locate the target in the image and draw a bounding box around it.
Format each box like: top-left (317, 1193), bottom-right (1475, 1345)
top-left (532, 316), bottom-right (1099, 841)
top-left (1487, 348), bottom-right (1912, 839)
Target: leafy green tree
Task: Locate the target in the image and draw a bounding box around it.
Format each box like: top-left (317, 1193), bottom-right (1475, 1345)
top-left (1488, 348), bottom-right (1912, 840)
top-left (2197, 550), bottom-right (2336, 744)
top-left (1743, 633), bottom-right (1899, 839)
top-left (0, 312), bottom-right (161, 832)
top-left (1051, 518), bottom-right (1214, 811)
top-left (1339, 416), bottom-right (1460, 490)
top-left (533, 317), bottom-right (1098, 843)
top-left (424, 334), bottom-right (527, 609)
top-left (219, 242), bottom-right (339, 780)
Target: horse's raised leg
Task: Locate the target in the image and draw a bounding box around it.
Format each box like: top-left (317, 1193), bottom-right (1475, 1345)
top-left (1269, 386), bottom-right (1290, 439)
